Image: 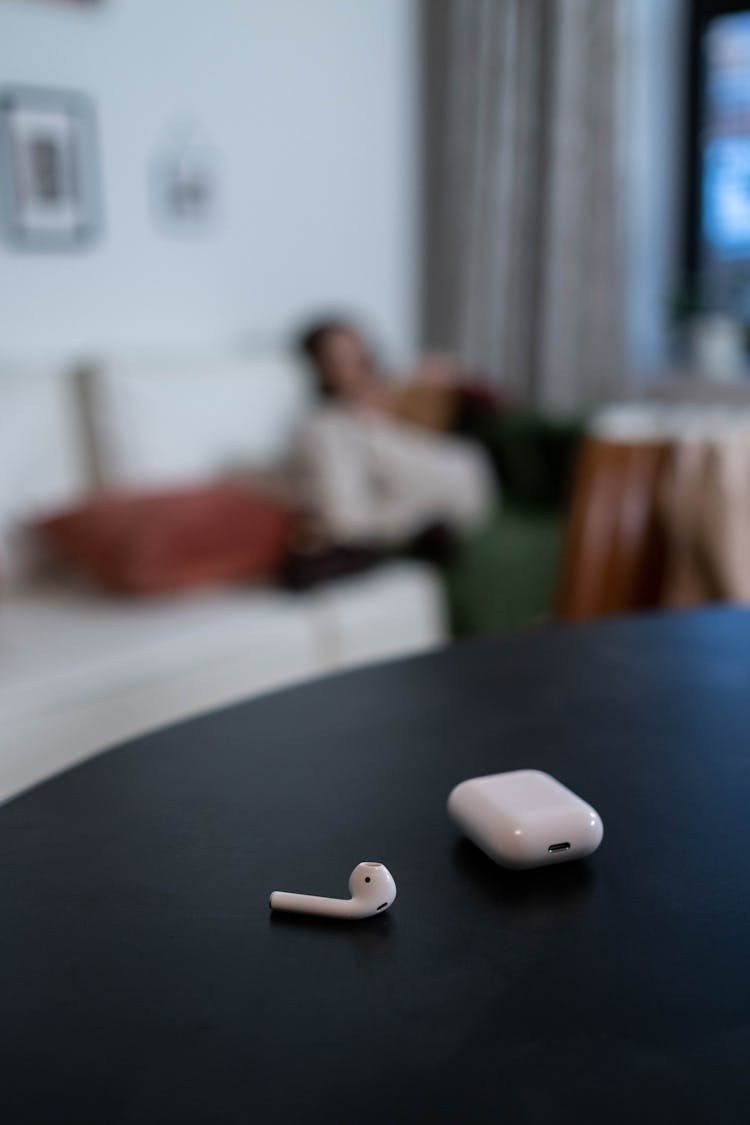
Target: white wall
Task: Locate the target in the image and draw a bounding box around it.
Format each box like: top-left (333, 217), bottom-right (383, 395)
top-left (0, 0), bottom-right (419, 363)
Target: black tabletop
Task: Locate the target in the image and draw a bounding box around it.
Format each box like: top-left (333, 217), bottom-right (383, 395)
top-left (2, 609), bottom-right (750, 1124)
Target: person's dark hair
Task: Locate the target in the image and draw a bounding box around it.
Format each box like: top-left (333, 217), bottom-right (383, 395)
top-left (297, 319), bottom-right (348, 398)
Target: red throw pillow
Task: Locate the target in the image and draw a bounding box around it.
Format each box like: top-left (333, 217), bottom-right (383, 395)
top-left (36, 484), bottom-right (292, 595)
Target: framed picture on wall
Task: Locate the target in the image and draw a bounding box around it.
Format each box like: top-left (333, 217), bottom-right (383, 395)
top-left (0, 85), bottom-right (102, 251)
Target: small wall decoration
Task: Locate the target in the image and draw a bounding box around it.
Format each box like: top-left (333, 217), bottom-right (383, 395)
top-left (0, 85), bottom-right (102, 251)
top-left (151, 119), bottom-right (219, 236)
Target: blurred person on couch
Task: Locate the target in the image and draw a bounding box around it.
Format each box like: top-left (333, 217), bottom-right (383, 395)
top-left (287, 316), bottom-right (585, 631)
top-left (284, 318), bottom-right (497, 586)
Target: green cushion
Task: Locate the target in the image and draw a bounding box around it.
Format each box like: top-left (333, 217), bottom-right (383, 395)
top-left (477, 414), bottom-right (585, 510)
top-left (446, 507), bottom-right (564, 636)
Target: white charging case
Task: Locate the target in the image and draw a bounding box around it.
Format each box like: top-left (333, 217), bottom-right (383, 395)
top-left (447, 769), bottom-right (603, 869)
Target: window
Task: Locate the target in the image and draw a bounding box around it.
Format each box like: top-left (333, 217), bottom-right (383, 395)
top-left (688, 1), bottom-right (750, 318)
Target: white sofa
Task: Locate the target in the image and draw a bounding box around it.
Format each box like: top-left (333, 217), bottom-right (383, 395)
top-left (0, 354), bottom-right (446, 803)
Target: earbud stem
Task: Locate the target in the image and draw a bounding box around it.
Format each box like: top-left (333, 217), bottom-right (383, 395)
top-left (270, 891), bottom-right (364, 919)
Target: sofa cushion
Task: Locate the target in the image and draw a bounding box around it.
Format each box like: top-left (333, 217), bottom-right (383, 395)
top-left (0, 562), bottom-right (446, 802)
top-left (313, 561), bottom-right (447, 668)
top-left (85, 353), bottom-right (309, 488)
top-left (0, 583), bottom-right (324, 800)
top-left (37, 484), bottom-right (292, 595)
top-left (476, 413), bottom-right (585, 510)
top-left (0, 583), bottom-right (320, 727)
top-left (446, 507), bottom-right (564, 635)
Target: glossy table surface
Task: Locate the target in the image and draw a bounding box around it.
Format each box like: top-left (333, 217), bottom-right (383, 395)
top-left (2, 610), bottom-right (750, 1124)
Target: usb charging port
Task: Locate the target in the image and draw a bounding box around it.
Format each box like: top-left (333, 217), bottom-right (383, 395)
top-left (548, 842), bottom-right (571, 853)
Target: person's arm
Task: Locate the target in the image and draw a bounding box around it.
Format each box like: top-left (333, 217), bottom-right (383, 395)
top-left (298, 408), bottom-right (495, 546)
top-left (297, 409), bottom-right (449, 545)
top-left (298, 410), bottom-right (389, 543)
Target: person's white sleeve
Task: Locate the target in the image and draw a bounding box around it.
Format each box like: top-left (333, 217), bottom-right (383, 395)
top-left (297, 410), bottom-right (387, 543)
top-left (298, 408), bottom-right (497, 545)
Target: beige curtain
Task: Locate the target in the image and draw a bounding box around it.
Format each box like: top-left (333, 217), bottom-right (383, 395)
top-left (423, 0), bottom-right (629, 411)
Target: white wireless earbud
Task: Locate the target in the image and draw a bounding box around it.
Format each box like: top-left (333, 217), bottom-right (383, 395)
top-left (269, 861), bottom-right (397, 920)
